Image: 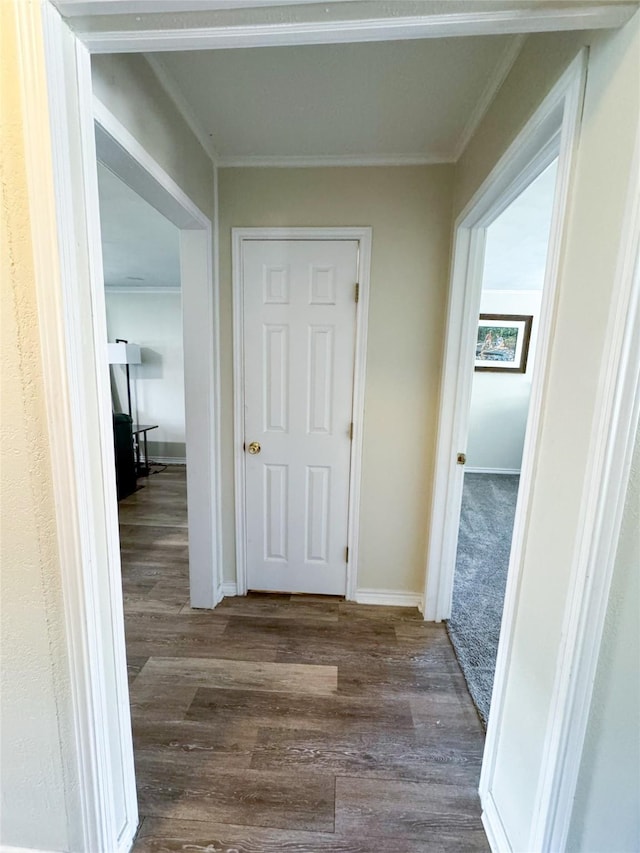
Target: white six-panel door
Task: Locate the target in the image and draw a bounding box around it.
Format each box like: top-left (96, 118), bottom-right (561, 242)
top-left (241, 239), bottom-right (359, 594)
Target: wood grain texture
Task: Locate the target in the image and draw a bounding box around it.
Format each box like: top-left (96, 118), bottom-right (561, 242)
top-left (135, 656), bottom-right (338, 695)
top-left (134, 817), bottom-right (452, 852)
top-left (335, 776), bottom-right (483, 838)
top-left (136, 758), bottom-right (335, 830)
top-left (119, 468), bottom-right (488, 850)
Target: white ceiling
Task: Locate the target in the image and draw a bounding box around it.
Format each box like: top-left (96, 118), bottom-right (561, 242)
top-left (97, 163), bottom-right (180, 289)
top-left (149, 34), bottom-right (518, 163)
top-left (483, 159), bottom-right (558, 292)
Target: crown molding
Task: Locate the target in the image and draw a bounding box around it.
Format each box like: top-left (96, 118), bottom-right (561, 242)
top-left (74, 6), bottom-right (638, 53)
top-left (453, 33), bottom-right (526, 162)
top-left (144, 54), bottom-right (219, 164)
top-left (54, 0), bottom-right (353, 15)
top-left (218, 153), bottom-right (451, 168)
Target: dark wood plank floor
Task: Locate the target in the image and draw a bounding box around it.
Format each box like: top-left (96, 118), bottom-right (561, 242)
top-left (120, 467), bottom-right (489, 853)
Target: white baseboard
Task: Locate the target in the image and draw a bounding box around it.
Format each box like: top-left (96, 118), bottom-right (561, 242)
top-left (0, 847), bottom-right (58, 853)
top-left (355, 588), bottom-right (422, 608)
top-left (146, 456), bottom-right (186, 465)
top-left (481, 792), bottom-right (512, 852)
top-left (221, 582), bottom-right (238, 597)
top-left (466, 467), bottom-right (521, 475)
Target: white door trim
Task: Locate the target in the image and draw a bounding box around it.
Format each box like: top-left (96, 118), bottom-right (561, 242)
top-left (25, 3), bottom-right (221, 850)
top-left (423, 52), bottom-right (586, 623)
top-left (528, 130), bottom-right (640, 853)
top-left (421, 49), bottom-right (589, 849)
top-left (64, 4), bottom-right (637, 52)
top-left (28, 5), bottom-right (137, 850)
top-left (232, 227), bottom-right (372, 599)
top-left (93, 99), bottom-right (224, 610)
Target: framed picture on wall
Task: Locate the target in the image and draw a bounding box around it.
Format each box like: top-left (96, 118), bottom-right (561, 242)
top-left (475, 314), bottom-right (533, 373)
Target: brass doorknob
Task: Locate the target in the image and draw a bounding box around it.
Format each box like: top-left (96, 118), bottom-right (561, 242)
top-left (247, 441), bottom-right (261, 455)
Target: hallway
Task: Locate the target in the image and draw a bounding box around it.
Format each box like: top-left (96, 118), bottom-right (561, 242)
top-left (120, 468), bottom-right (488, 851)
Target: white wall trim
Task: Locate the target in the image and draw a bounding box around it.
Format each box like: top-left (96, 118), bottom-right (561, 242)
top-left (54, 0), bottom-right (354, 16)
top-left (94, 98), bottom-right (206, 228)
top-left (94, 97), bottom-right (223, 610)
top-left (145, 456), bottom-right (187, 465)
top-left (218, 153), bottom-right (448, 168)
top-left (355, 589), bottom-right (423, 609)
top-left (0, 847), bottom-right (58, 853)
top-left (423, 52), bottom-right (584, 624)
top-left (221, 582), bottom-right (238, 598)
top-left (419, 47), bottom-right (587, 850)
top-left (71, 6), bottom-right (637, 53)
top-left (32, 5), bottom-right (138, 851)
top-left (232, 227), bottom-right (371, 600)
top-left (481, 791), bottom-right (513, 853)
top-left (528, 132), bottom-right (640, 853)
top-left (465, 467), bottom-right (521, 475)
top-left (452, 34), bottom-right (525, 163)
top-left (144, 53), bottom-right (219, 164)
top-left (479, 56), bottom-right (588, 847)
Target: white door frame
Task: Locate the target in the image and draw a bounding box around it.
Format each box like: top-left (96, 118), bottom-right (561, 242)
top-left (423, 54), bottom-right (587, 624)
top-left (424, 51), bottom-right (587, 627)
top-left (421, 46), bottom-right (640, 850)
top-left (94, 98), bottom-right (223, 611)
top-left (232, 227), bottom-right (372, 599)
top-left (422, 50), bottom-right (588, 848)
top-left (19, 0), bottom-right (638, 849)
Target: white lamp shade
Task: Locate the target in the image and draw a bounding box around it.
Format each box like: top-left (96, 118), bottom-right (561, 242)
top-left (107, 342), bottom-right (141, 365)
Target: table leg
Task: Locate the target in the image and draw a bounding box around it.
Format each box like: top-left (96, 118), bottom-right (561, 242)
top-left (142, 430), bottom-right (150, 476)
top-left (134, 433), bottom-right (141, 478)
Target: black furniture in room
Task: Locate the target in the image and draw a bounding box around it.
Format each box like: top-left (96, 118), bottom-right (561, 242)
top-left (113, 412), bottom-right (136, 500)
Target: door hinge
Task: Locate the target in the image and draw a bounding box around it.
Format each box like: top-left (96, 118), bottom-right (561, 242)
top-left (349, 422), bottom-right (354, 441)
top-left (457, 452), bottom-right (466, 465)
top-left (354, 282), bottom-right (359, 303)
top-left (345, 546), bottom-right (349, 562)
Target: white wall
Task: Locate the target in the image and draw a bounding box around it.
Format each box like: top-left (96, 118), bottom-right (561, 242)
top-left (454, 14), bottom-right (640, 850)
top-left (567, 423), bottom-right (640, 852)
top-left (106, 290), bottom-right (186, 460)
top-left (467, 290), bottom-right (543, 471)
top-left (467, 161), bottom-right (556, 472)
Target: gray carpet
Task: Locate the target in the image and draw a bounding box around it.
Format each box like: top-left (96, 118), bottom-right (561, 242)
top-left (447, 472), bottom-right (520, 725)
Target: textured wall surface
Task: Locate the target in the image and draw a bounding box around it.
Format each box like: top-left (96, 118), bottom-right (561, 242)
top-left (0, 3), bottom-right (76, 849)
top-left (218, 165), bottom-right (454, 593)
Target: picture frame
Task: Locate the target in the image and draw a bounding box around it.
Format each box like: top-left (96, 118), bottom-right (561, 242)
top-left (474, 313), bottom-right (533, 373)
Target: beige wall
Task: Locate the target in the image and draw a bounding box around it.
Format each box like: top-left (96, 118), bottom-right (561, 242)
top-left (567, 424), bottom-right (640, 851)
top-left (91, 53), bottom-right (214, 221)
top-left (0, 4), bottom-right (78, 849)
top-left (456, 16), bottom-right (640, 849)
top-left (218, 166), bottom-right (454, 592)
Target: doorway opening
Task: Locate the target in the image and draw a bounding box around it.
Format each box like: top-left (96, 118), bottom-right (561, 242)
top-left (446, 160), bottom-right (559, 724)
top-left (96, 161), bottom-right (192, 619)
top-left (94, 99), bottom-right (223, 613)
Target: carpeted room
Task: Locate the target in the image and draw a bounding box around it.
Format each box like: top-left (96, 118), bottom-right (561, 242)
top-left (446, 161), bottom-right (558, 725)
